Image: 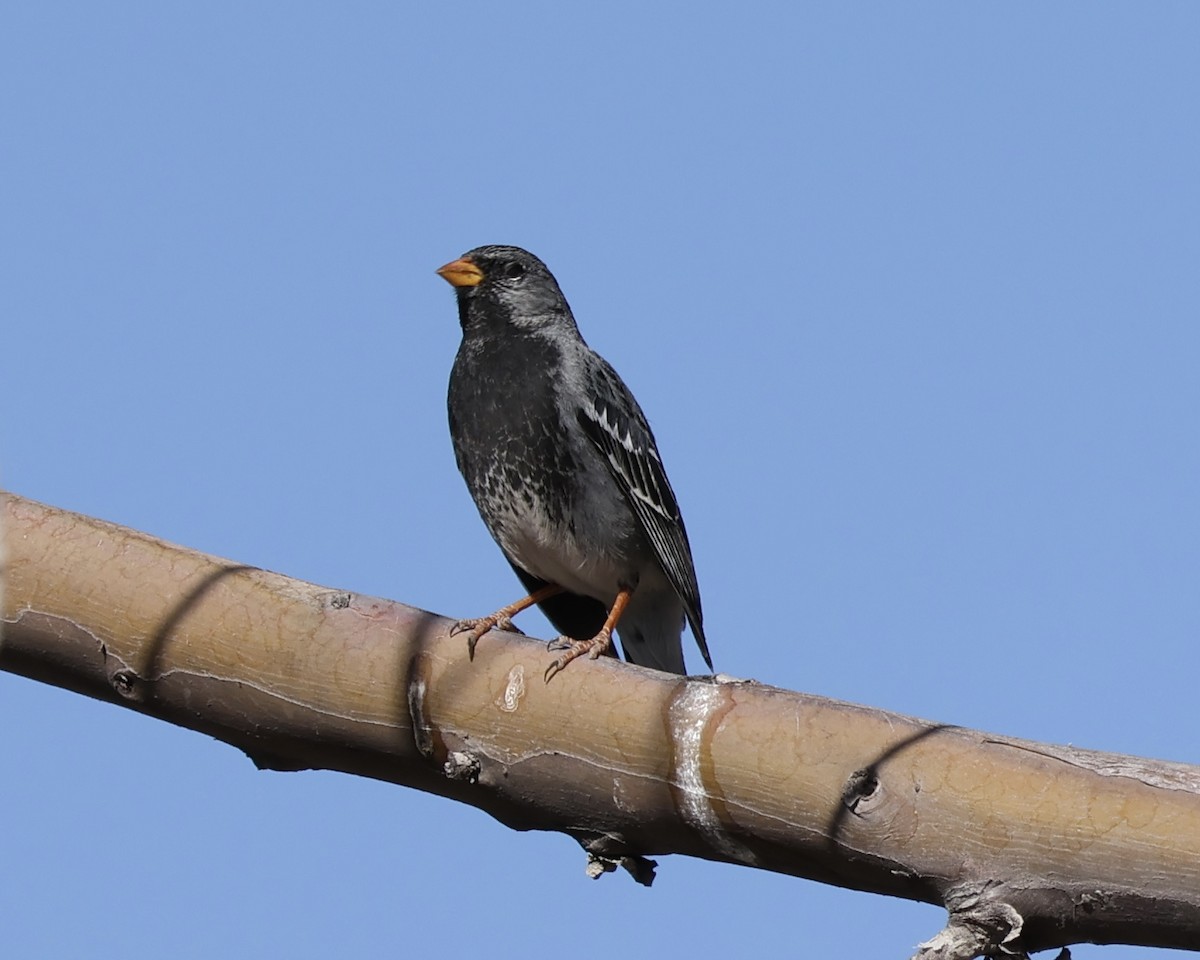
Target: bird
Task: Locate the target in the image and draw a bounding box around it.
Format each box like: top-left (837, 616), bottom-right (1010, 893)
top-left (436, 244), bottom-right (713, 681)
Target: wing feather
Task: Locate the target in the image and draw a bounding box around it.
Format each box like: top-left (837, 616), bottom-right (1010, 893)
top-left (575, 378), bottom-right (712, 669)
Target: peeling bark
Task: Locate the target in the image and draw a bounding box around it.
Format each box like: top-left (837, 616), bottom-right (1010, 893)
top-left (2, 492), bottom-right (1199, 958)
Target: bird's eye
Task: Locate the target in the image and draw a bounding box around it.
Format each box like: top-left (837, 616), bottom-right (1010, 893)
top-left (503, 262), bottom-right (527, 281)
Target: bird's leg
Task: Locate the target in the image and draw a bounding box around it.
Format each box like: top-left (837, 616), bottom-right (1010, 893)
top-left (451, 584), bottom-right (565, 660)
top-left (544, 587), bottom-right (634, 683)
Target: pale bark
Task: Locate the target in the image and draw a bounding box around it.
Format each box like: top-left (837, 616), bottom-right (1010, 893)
top-left (2, 491), bottom-right (1198, 959)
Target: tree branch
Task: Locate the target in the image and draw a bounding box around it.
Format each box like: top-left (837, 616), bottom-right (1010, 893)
top-left (2, 491), bottom-right (1198, 958)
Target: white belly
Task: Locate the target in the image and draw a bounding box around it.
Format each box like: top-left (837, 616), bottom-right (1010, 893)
top-left (487, 466), bottom-right (642, 604)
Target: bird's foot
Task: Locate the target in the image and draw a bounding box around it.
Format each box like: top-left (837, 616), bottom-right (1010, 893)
top-left (544, 631), bottom-right (614, 683)
top-left (450, 614), bottom-right (525, 660)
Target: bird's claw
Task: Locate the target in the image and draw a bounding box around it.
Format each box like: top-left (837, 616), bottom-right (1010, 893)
top-left (450, 615), bottom-right (524, 636)
top-left (543, 633), bottom-right (613, 683)
top-left (451, 615), bottom-right (525, 660)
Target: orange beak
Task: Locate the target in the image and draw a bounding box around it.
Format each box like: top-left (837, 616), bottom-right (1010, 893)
top-left (436, 257), bottom-right (485, 287)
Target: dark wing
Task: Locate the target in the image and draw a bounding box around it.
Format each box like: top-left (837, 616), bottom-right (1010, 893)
top-left (575, 369), bottom-right (712, 670)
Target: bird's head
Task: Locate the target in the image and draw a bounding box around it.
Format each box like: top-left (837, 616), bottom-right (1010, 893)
top-left (436, 245), bottom-right (576, 336)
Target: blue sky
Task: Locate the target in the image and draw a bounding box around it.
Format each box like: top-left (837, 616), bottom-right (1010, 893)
top-left (3, 4), bottom-right (1198, 957)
